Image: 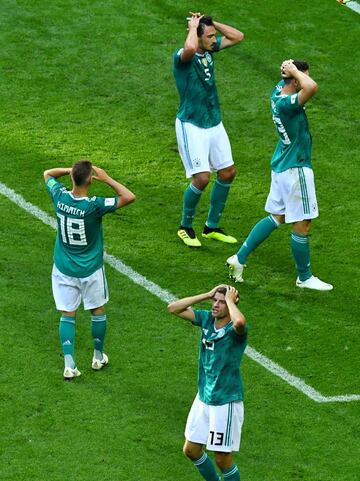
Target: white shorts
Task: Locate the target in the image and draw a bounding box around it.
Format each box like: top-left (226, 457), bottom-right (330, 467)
top-left (52, 265), bottom-right (109, 312)
top-left (265, 167), bottom-right (319, 223)
top-left (185, 394), bottom-right (244, 453)
top-left (175, 119), bottom-right (234, 178)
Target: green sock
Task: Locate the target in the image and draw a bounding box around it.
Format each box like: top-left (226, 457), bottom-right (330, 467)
top-left (291, 232), bottom-right (312, 281)
top-left (91, 314), bottom-right (107, 357)
top-left (237, 215), bottom-right (279, 264)
top-left (222, 464), bottom-right (240, 481)
top-left (59, 315), bottom-right (76, 368)
top-left (192, 453), bottom-right (221, 481)
top-left (206, 178), bottom-right (232, 228)
top-left (181, 183), bottom-right (203, 228)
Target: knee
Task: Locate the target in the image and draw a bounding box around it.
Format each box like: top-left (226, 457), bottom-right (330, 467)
top-left (183, 443), bottom-right (202, 461)
top-left (293, 219), bottom-right (312, 236)
top-left (193, 173), bottom-right (210, 190)
top-left (218, 166), bottom-right (236, 183)
top-left (214, 452), bottom-right (232, 471)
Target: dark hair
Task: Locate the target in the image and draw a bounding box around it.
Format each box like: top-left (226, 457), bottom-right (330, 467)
top-left (215, 287), bottom-right (227, 296)
top-left (214, 286), bottom-right (239, 304)
top-left (72, 160), bottom-right (93, 186)
top-left (197, 16), bottom-right (214, 36)
top-left (283, 60), bottom-right (310, 84)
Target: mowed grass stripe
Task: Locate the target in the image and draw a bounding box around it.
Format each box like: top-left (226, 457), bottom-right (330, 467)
top-left (1, 180), bottom-right (359, 404)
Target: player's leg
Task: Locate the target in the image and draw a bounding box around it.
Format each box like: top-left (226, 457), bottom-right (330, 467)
top-left (52, 265), bottom-right (81, 379)
top-left (215, 453), bottom-right (240, 481)
top-left (184, 395), bottom-right (221, 481)
top-left (286, 168), bottom-right (333, 290)
top-left (59, 310), bottom-right (80, 377)
top-left (175, 119), bottom-right (211, 247)
top-left (291, 219), bottom-right (312, 282)
top-left (90, 305), bottom-right (108, 370)
top-left (83, 266), bottom-right (110, 369)
top-left (209, 401), bottom-right (244, 481)
top-left (227, 171), bottom-right (285, 282)
top-left (204, 123), bottom-right (237, 243)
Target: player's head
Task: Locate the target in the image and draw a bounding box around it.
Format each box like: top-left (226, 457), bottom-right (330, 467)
top-left (197, 16), bottom-right (217, 51)
top-left (71, 160), bottom-right (93, 187)
top-left (211, 286), bottom-right (239, 320)
top-left (283, 60), bottom-right (309, 87)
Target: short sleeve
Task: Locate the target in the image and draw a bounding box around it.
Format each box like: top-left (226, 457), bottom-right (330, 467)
top-left (46, 177), bottom-right (65, 202)
top-left (93, 196), bottom-right (118, 217)
top-left (231, 324), bottom-right (248, 343)
top-left (278, 93), bottom-right (302, 115)
top-left (173, 48), bottom-right (190, 69)
top-left (193, 310), bottom-right (212, 328)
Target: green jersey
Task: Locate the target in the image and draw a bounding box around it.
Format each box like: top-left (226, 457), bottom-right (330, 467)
top-left (270, 80), bottom-right (313, 173)
top-left (46, 177), bottom-right (118, 277)
top-left (193, 309), bottom-right (248, 406)
top-left (173, 37), bottom-right (222, 129)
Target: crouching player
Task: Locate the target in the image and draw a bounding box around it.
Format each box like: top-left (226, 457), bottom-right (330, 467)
top-left (168, 285), bottom-right (247, 481)
top-left (44, 160), bottom-right (135, 379)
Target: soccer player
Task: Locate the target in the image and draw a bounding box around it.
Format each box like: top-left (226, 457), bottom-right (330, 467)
top-left (168, 285), bottom-right (247, 481)
top-left (227, 59), bottom-right (333, 291)
top-left (44, 160), bottom-right (136, 379)
top-left (173, 13), bottom-right (244, 247)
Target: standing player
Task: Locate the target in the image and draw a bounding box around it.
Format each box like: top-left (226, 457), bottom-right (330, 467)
top-left (227, 59), bottom-right (333, 291)
top-left (168, 285), bottom-right (247, 481)
top-left (44, 160), bottom-right (136, 379)
top-left (173, 13), bottom-right (244, 247)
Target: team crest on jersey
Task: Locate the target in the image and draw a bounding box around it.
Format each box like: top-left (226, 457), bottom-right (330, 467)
top-left (201, 57), bottom-right (208, 67)
top-left (205, 52), bottom-right (212, 64)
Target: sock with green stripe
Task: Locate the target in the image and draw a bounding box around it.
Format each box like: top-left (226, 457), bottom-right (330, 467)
top-left (59, 315), bottom-right (76, 368)
top-left (221, 464), bottom-right (240, 481)
top-left (181, 183), bottom-right (203, 228)
top-left (92, 314), bottom-right (107, 360)
top-left (236, 215), bottom-right (279, 264)
top-left (206, 178), bottom-right (232, 228)
top-left (192, 452), bottom-right (221, 481)
top-left (291, 232), bottom-right (312, 281)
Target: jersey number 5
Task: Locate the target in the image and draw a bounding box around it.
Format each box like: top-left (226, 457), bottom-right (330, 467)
top-left (57, 213), bottom-right (87, 246)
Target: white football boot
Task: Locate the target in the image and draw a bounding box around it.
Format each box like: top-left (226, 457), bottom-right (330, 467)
top-left (296, 275), bottom-right (333, 291)
top-left (227, 255), bottom-right (245, 283)
top-left (63, 366), bottom-right (81, 380)
top-left (92, 353), bottom-right (109, 370)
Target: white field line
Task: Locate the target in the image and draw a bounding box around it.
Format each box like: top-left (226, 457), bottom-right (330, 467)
top-left (345, 1), bottom-right (360, 14)
top-left (1, 181), bottom-right (360, 404)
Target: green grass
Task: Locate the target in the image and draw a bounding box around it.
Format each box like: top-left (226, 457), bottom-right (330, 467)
top-left (1, 0), bottom-right (360, 480)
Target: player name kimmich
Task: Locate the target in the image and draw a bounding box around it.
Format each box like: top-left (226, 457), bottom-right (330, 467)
top-left (57, 201), bottom-right (85, 217)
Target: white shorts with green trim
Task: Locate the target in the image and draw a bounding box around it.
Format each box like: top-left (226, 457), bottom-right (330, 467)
top-left (175, 119), bottom-right (234, 179)
top-left (52, 265), bottom-right (109, 312)
top-left (265, 167), bottom-right (319, 223)
top-left (185, 394), bottom-right (244, 453)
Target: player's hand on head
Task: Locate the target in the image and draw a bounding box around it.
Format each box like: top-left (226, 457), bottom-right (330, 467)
top-left (281, 59), bottom-right (296, 78)
top-left (225, 285), bottom-right (239, 304)
top-left (92, 166), bottom-right (109, 182)
top-left (187, 11), bottom-right (203, 29)
top-left (208, 284), bottom-right (227, 298)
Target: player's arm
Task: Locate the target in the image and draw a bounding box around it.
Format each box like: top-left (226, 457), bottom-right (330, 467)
top-left (224, 286), bottom-right (246, 336)
top-left (281, 60), bottom-right (318, 106)
top-left (180, 13), bottom-right (203, 62)
top-left (92, 166), bottom-right (136, 208)
top-left (43, 168), bottom-right (71, 183)
top-left (213, 21), bottom-right (244, 50)
top-left (167, 285), bottom-right (227, 322)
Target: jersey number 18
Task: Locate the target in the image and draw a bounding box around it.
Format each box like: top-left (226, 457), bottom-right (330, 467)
top-left (57, 213), bottom-right (87, 246)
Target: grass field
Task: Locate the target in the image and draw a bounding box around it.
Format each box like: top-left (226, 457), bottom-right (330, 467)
top-left (1, 1), bottom-right (360, 480)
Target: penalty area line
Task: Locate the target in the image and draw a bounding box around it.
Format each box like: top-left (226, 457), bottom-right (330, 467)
top-left (1, 180), bottom-right (360, 404)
